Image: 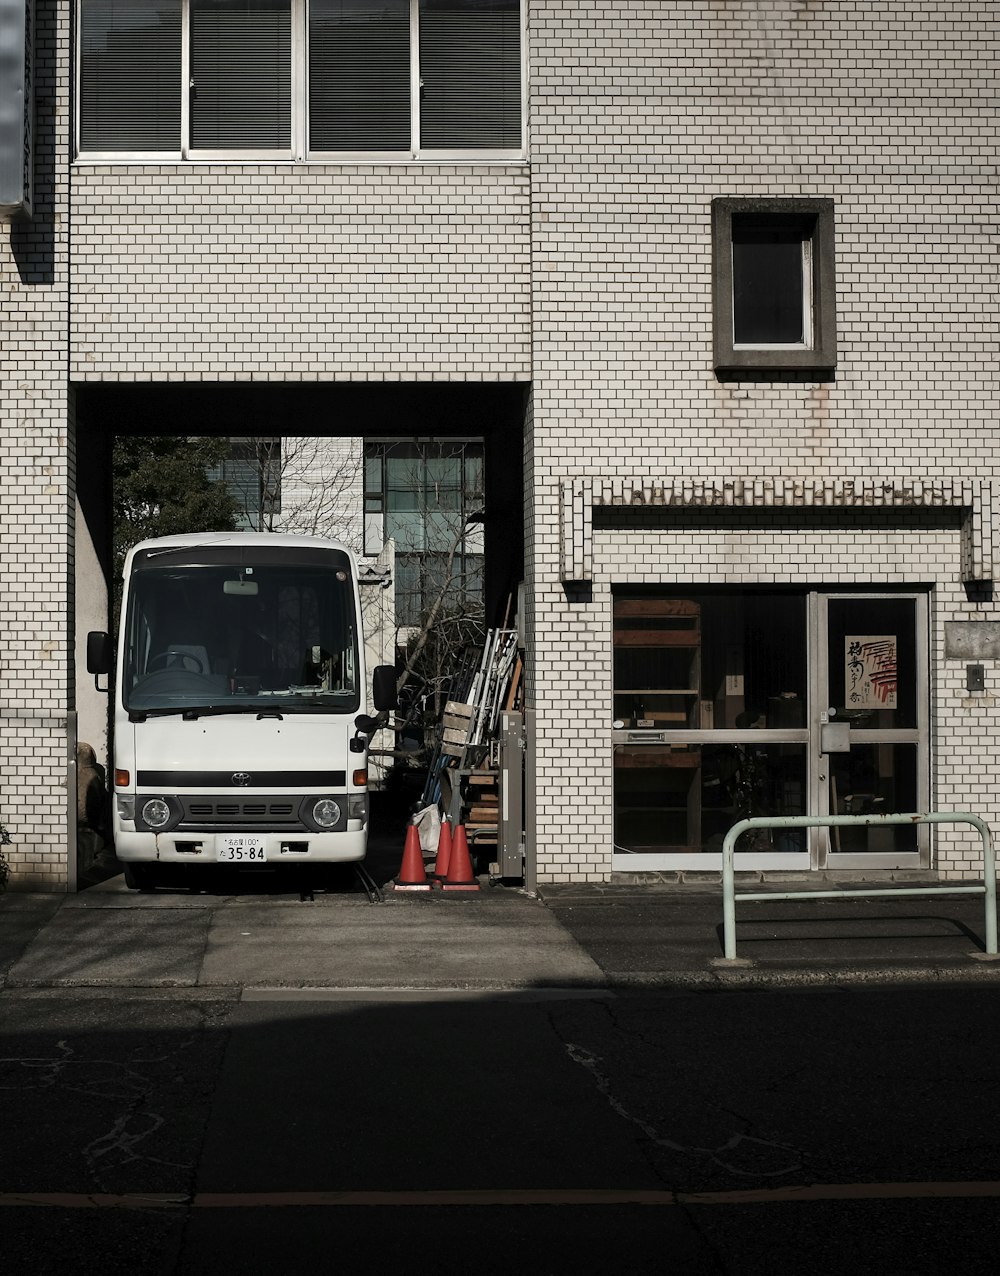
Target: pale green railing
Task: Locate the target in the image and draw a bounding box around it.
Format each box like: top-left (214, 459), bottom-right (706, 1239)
top-left (721, 812), bottom-right (997, 962)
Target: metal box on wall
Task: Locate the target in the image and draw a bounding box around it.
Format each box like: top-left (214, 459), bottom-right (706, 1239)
top-left (0, 0), bottom-right (33, 218)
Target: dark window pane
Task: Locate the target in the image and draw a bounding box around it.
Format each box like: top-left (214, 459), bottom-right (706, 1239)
top-left (827, 598), bottom-right (917, 729)
top-left (613, 743), bottom-right (808, 854)
top-left (613, 592), bottom-right (807, 731)
top-left (190, 0), bottom-right (291, 149)
top-left (828, 744), bottom-right (918, 853)
top-left (80, 0), bottom-right (181, 151)
top-left (309, 0), bottom-right (411, 151)
top-left (702, 744), bottom-right (808, 852)
top-left (419, 0), bottom-right (521, 149)
top-left (732, 222), bottom-right (805, 345)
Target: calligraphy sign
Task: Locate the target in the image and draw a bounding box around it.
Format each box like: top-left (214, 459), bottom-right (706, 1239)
top-left (845, 636), bottom-right (897, 709)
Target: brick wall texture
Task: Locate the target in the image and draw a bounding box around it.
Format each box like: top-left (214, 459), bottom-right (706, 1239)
top-left (1, 1), bottom-right (996, 887)
top-left (0, 2), bottom-right (74, 888)
top-left (525, 0), bottom-right (997, 882)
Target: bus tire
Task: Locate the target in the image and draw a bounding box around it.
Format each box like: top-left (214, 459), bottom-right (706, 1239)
top-left (122, 862), bottom-right (156, 891)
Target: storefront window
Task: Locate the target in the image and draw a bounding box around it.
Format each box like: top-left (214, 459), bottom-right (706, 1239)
top-left (613, 591), bottom-right (809, 855)
top-left (614, 743), bottom-right (807, 855)
top-left (612, 589), bottom-right (927, 865)
top-left (613, 592), bottom-right (806, 731)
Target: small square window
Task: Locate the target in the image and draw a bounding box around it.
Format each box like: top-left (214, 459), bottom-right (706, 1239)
top-left (712, 198), bottom-right (836, 376)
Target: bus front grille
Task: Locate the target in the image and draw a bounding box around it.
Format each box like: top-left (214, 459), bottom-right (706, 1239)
top-left (178, 797), bottom-right (301, 830)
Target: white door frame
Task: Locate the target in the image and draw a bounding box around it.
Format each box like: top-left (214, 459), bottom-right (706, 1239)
top-left (811, 591), bottom-right (929, 869)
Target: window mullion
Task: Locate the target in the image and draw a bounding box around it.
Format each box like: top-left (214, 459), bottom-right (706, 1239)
top-left (410, 0), bottom-right (420, 156)
top-left (180, 0), bottom-right (191, 156)
top-left (291, 0), bottom-right (305, 159)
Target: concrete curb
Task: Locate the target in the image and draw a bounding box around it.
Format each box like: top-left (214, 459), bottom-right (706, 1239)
top-left (603, 962), bottom-right (1000, 991)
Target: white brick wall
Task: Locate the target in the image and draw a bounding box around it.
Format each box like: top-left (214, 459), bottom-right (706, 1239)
top-left (525, 1), bottom-right (998, 881)
top-left (0, 4), bottom-right (74, 888)
top-left (69, 166), bottom-right (532, 381)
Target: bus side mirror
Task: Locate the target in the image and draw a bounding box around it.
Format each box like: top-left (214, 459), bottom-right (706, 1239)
top-left (87, 631), bottom-right (111, 692)
top-left (372, 665), bottom-right (398, 712)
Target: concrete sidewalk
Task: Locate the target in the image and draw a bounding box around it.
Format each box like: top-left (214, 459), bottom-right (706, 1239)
top-left (537, 880), bottom-right (1000, 988)
top-left (1, 867), bottom-right (999, 992)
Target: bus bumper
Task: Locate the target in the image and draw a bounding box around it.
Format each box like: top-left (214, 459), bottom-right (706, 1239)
top-left (114, 827), bottom-right (369, 864)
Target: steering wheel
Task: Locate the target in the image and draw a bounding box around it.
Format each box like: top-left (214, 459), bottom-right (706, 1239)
top-left (147, 650), bottom-right (204, 673)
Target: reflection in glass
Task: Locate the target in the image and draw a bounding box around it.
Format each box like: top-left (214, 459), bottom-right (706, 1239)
top-left (613, 744), bottom-right (807, 854)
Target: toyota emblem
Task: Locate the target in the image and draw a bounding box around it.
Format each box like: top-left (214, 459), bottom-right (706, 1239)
top-left (232, 772), bottom-right (252, 787)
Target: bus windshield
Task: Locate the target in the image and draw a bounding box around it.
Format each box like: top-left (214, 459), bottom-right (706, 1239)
top-left (123, 558), bottom-right (360, 715)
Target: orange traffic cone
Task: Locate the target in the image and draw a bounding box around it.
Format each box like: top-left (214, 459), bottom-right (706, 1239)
top-left (432, 817), bottom-right (453, 882)
top-left (393, 822), bottom-right (432, 892)
top-left (441, 824), bottom-right (481, 892)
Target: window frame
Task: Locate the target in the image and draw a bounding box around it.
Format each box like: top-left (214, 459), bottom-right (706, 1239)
top-left (75, 0), bottom-right (526, 163)
top-left (363, 437), bottom-right (485, 628)
top-left (712, 197), bottom-right (836, 376)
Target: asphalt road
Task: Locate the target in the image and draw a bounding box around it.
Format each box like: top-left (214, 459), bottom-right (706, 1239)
top-left (3, 982), bottom-right (1000, 1275)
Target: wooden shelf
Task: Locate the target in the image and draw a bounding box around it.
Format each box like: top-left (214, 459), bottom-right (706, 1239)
top-left (614, 595), bottom-right (703, 849)
top-left (614, 599), bottom-right (699, 617)
top-left (616, 688), bottom-right (698, 696)
top-left (615, 750), bottom-right (701, 769)
top-left (614, 630), bottom-right (701, 648)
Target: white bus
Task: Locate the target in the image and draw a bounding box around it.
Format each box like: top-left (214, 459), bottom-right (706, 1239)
top-left (87, 533), bottom-right (397, 889)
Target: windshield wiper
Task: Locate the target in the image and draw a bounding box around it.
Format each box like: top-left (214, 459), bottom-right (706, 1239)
top-left (128, 705), bottom-right (272, 723)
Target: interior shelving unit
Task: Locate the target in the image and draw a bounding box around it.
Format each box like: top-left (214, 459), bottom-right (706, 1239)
top-left (613, 598), bottom-right (701, 728)
top-left (613, 598), bottom-right (703, 852)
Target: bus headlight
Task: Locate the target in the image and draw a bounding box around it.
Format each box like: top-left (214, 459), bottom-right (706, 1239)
top-left (348, 794), bottom-right (368, 822)
top-left (141, 798), bottom-right (172, 830)
top-left (311, 798), bottom-right (342, 829)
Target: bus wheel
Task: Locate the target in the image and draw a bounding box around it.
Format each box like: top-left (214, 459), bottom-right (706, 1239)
top-left (122, 862), bottom-right (156, 891)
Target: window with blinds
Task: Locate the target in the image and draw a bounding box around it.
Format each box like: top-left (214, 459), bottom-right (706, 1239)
top-left (419, 0), bottom-right (521, 150)
top-left (308, 0), bottom-right (411, 152)
top-left (191, 0), bottom-right (291, 149)
top-left (77, 0), bottom-right (523, 156)
top-left (80, 0), bottom-right (182, 151)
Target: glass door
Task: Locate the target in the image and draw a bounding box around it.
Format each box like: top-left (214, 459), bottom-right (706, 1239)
top-left (813, 594), bottom-right (929, 867)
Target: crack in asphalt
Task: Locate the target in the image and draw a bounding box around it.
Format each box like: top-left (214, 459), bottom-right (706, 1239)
top-left (0, 1037), bottom-right (194, 1190)
top-left (563, 1040), bottom-right (805, 1180)
top-left (0, 995), bottom-right (235, 1202)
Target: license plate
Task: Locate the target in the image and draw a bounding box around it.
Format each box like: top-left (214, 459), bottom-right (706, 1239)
top-left (218, 837), bottom-right (267, 863)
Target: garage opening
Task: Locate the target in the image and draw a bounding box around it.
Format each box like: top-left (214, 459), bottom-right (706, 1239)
top-left (74, 381), bottom-right (526, 887)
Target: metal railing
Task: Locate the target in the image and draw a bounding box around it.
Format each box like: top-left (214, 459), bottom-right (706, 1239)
top-left (722, 812), bottom-right (997, 961)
